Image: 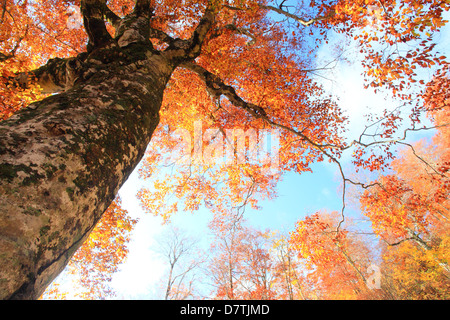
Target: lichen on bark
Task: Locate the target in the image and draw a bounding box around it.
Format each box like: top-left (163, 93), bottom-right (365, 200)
top-left (0, 42), bottom-right (174, 299)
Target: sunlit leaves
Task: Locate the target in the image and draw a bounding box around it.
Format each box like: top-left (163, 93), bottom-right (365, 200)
top-left (326, 0), bottom-right (449, 98)
top-left (43, 197), bottom-right (137, 300)
top-left (358, 97), bottom-right (450, 298)
top-left (289, 211), bottom-right (374, 299)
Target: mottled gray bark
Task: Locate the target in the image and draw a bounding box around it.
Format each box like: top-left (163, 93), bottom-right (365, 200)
top-left (0, 43), bottom-right (174, 299)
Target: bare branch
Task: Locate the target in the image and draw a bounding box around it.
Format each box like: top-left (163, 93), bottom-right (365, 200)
top-left (259, 5), bottom-right (334, 27)
top-left (158, 227), bottom-right (203, 300)
top-left (223, 2), bottom-right (333, 27)
top-left (382, 237), bottom-right (415, 247)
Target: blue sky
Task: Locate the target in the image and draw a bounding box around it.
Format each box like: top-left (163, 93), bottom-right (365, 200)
top-left (108, 15), bottom-right (450, 297)
top-left (110, 158), bottom-right (350, 298)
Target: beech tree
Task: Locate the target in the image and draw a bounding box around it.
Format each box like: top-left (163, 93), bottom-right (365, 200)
top-left (0, 0), bottom-right (448, 300)
top-left (207, 214), bottom-right (279, 299)
top-left (288, 211), bottom-right (377, 299)
top-left (157, 226), bottom-right (204, 300)
top-left (360, 87), bottom-right (450, 297)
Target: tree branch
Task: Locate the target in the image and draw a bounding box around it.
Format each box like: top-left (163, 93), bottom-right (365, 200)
top-left (259, 5), bottom-right (333, 26)
top-left (133, 0), bottom-right (154, 17)
top-left (8, 53), bottom-right (87, 94)
top-left (104, 3), bottom-right (121, 28)
top-left (81, 0), bottom-right (113, 50)
top-left (224, 3), bottom-right (334, 26)
top-left (180, 61), bottom-right (267, 118)
top-left (163, 0), bottom-right (217, 62)
top-left (180, 61), bottom-right (385, 234)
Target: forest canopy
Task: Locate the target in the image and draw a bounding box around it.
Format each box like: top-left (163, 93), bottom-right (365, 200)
top-left (0, 0), bottom-right (449, 300)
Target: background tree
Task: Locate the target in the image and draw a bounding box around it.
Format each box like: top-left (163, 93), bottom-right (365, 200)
top-left (207, 213), bottom-right (247, 299)
top-left (270, 232), bottom-right (309, 300)
top-left (156, 226), bottom-right (205, 300)
top-left (289, 211), bottom-right (377, 299)
top-left (379, 238), bottom-right (450, 299)
top-left (359, 80), bottom-right (450, 298)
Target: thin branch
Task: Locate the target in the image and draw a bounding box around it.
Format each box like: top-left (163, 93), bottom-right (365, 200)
top-left (223, 2), bottom-right (334, 27)
top-left (162, 0), bottom-right (217, 62)
top-left (396, 141), bottom-right (443, 176)
top-left (80, 0), bottom-right (112, 50)
top-left (181, 61), bottom-right (448, 235)
top-left (259, 5), bottom-right (334, 27)
top-left (180, 61), bottom-right (380, 231)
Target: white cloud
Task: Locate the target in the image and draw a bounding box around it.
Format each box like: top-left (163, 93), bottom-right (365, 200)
top-left (113, 163), bottom-right (168, 299)
top-left (111, 213), bottom-right (166, 299)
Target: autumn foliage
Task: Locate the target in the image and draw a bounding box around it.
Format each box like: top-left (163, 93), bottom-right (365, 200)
top-left (1, 0), bottom-right (449, 299)
top-left (41, 197), bottom-right (137, 299)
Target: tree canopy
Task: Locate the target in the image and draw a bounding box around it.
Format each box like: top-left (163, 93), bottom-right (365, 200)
top-left (0, 0), bottom-right (449, 299)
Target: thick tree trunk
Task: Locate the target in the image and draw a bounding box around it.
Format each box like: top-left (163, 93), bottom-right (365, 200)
top-left (0, 44), bottom-right (174, 299)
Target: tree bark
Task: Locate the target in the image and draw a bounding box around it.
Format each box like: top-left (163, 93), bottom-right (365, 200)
top-left (0, 43), bottom-right (174, 299)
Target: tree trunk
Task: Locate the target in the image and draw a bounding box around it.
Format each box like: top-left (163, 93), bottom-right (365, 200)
top-left (0, 43), bottom-right (174, 299)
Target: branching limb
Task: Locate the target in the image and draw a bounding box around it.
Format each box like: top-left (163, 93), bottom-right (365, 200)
top-left (259, 5), bottom-right (333, 26)
top-left (113, 0), bottom-right (155, 47)
top-left (181, 60), bottom-right (449, 235)
top-left (180, 61), bottom-right (267, 118)
top-left (7, 53), bottom-right (88, 94)
top-left (224, 3), bottom-right (334, 27)
top-left (81, 0), bottom-right (113, 50)
top-left (180, 61), bottom-right (388, 233)
top-left (163, 0), bottom-right (217, 62)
